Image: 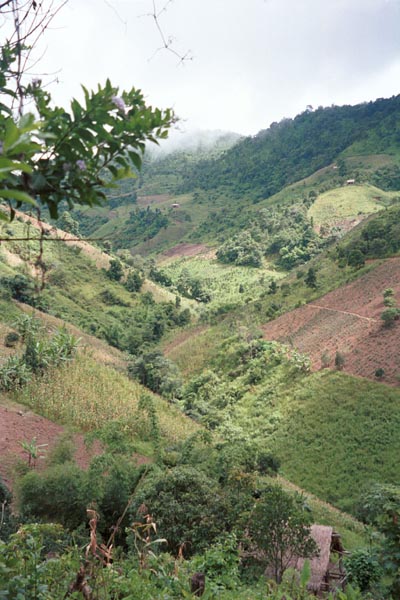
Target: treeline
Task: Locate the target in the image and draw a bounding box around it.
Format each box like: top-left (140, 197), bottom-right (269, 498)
top-left (179, 96), bottom-right (400, 200)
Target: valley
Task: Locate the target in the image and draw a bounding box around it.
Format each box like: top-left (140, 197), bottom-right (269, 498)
top-left (1, 93), bottom-right (400, 598)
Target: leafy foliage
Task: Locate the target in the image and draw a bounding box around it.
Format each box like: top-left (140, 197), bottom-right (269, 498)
top-left (246, 484), bottom-right (317, 583)
top-left (180, 97), bottom-right (400, 200)
top-left (217, 231), bottom-right (263, 267)
top-left (131, 466), bottom-right (229, 556)
top-left (0, 42), bottom-right (174, 219)
top-left (0, 315), bottom-right (78, 390)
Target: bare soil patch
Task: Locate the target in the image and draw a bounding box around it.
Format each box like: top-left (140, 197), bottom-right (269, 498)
top-left (160, 243), bottom-right (212, 260)
top-left (0, 402), bottom-right (101, 490)
top-left (262, 258), bottom-right (400, 384)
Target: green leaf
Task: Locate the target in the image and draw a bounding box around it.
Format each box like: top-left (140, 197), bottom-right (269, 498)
top-left (128, 151), bottom-right (142, 170)
top-left (0, 189), bottom-right (37, 206)
top-left (300, 559), bottom-right (311, 587)
top-left (3, 119), bottom-right (19, 148)
top-left (0, 158), bottom-right (33, 174)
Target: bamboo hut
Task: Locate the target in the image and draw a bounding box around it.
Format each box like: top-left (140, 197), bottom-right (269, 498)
top-left (294, 525), bottom-right (346, 596)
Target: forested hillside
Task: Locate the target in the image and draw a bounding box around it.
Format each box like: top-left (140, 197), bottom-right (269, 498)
top-left (179, 96), bottom-right (400, 199)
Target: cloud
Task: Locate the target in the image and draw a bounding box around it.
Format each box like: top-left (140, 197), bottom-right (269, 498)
top-left (34, 0), bottom-right (400, 135)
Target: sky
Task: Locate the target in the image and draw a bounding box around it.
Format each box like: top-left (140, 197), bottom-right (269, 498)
top-left (10, 0), bottom-right (400, 137)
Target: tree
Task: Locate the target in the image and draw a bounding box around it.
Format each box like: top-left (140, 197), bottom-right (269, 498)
top-left (381, 307), bottom-right (400, 327)
top-left (58, 211), bottom-right (80, 237)
top-left (125, 270), bottom-right (144, 293)
top-left (131, 466), bottom-right (228, 556)
top-left (107, 259), bottom-right (124, 282)
top-left (334, 350), bottom-right (346, 370)
top-left (359, 484), bottom-right (400, 596)
top-left (305, 267), bottom-right (317, 289)
top-left (347, 249), bottom-right (365, 269)
top-left (268, 279), bottom-right (277, 295)
top-left (0, 4), bottom-right (174, 222)
top-left (246, 485), bottom-right (317, 583)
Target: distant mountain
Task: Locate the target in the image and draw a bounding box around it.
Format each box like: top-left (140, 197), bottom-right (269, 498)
top-left (146, 128), bottom-right (242, 158)
top-left (179, 95), bottom-right (400, 199)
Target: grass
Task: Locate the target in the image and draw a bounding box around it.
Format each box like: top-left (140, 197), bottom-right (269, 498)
top-left (308, 184), bottom-right (396, 225)
top-left (268, 370), bottom-right (400, 513)
top-left (222, 360), bottom-right (400, 514)
top-left (11, 350), bottom-right (198, 444)
top-left (163, 324), bottom-right (227, 376)
top-left (161, 256), bottom-right (283, 311)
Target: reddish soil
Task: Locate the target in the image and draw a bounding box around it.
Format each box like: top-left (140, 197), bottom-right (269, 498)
top-left (262, 258), bottom-right (400, 384)
top-left (160, 243), bottom-right (212, 260)
top-left (0, 403), bottom-right (102, 490)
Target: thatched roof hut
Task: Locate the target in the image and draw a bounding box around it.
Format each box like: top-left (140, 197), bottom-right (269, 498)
top-left (294, 525), bottom-right (346, 595)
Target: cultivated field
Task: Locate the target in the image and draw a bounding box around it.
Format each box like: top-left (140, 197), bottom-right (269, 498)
top-left (308, 184), bottom-right (394, 228)
top-left (262, 258), bottom-right (400, 384)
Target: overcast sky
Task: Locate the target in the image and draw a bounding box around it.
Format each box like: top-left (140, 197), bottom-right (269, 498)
top-left (19, 0), bottom-right (400, 136)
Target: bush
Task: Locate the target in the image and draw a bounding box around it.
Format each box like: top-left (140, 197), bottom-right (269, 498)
top-left (131, 466), bottom-right (228, 556)
top-left (4, 331), bottom-right (20, 347)
top-left (17, 463), bottom-right (91, 530)
top-left (334, 351), bottom-right (346, 370)
top-left (128, 351), bottom-right (182, 400)
top-left (381, 307), bottom-right (400, 327)
top-left (47, 436), bottom-right (76, 466)
top-left (345, 548), bottom-right (382, 592)
top-left (0, 355), bottom-right (32, 391)
top-left (125, 270), bottom-right (144, 293)
top-left (107, 258), bottom-right (124, 281)
top-left (0, 476), bottom-right (15, 540)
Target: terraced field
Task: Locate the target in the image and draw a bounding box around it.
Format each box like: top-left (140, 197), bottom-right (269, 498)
top-left (262, 258), bottom-right (400, 383)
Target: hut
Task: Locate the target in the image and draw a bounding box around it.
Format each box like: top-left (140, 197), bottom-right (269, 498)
top-left (294, 525), bottom-right (346, 596)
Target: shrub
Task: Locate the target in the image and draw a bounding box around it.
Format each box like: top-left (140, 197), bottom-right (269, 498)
top-left (0, 355), bottom-right (32, 391)
top-left (47, 436), bottom-right (76, 466)
top-left (4, 331), bottom-right (20, 347)
top-left (0, 476), bottom-right (15, 540)
top-left (345, 548), bottom-right (382, 592)
top-left (131, 466), bottom-right (228, 556)
top-left (125, 270), bottom-right (144, 293)
top-left (17, 463), bottom-right (91, 530)
top-left (107, 258), bottom-right (124, 281)
top-left (334, 351), bottom-right (346, 370)
top-left (381, 307), bottom-right (400, 327)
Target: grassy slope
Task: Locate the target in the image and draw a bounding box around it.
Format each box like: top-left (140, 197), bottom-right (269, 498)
top-left (0, 303), bottom-right (198, 455)
top-left (308, 183), bottom-right (396, 225)
top-left (0, 215), bottom-right (195, 337)
top-left (268, 371), bottom-right (400, 513)
top-left (160, 256), bottom-right (284, 312)
top-left (0, 298), bottom-right (366, 551)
